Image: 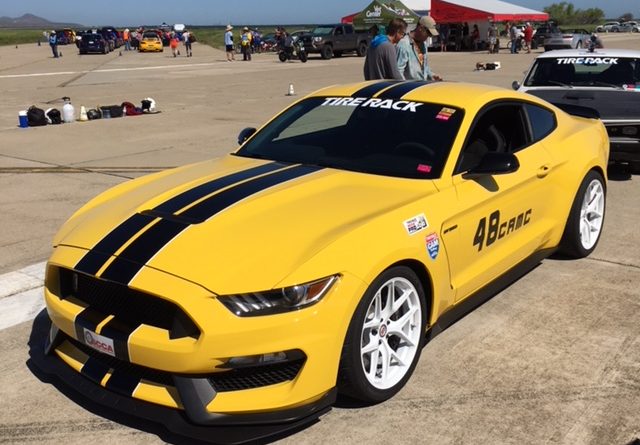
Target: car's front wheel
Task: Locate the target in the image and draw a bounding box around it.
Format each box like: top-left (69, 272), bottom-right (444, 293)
top-left (338, 266), bottom-right (427, 403)
top-left (559, 170), bottom-right (606, 258)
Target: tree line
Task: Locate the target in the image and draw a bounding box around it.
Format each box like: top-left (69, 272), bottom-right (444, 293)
top-left (544, 2), bottom-right (635, 25)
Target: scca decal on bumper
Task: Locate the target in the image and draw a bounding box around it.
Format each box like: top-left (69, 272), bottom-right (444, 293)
top-left (473, 209), bottom-right (532, 251)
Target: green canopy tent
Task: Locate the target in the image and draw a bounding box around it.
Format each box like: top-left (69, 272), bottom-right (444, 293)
top-left (351, 0), bottom-right (420, 30)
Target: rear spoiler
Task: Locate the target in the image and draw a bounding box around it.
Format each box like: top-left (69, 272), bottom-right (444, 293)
top-left (552, 102), bottom-right (600, 119)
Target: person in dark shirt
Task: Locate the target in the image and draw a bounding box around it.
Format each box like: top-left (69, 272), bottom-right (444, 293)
top-left (363, 18), bottom-right (407, 80)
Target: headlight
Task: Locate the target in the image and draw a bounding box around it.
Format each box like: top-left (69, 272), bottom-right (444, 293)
top-left (313, 36), bottom-right (323, 43)
top-left (218, 275), bottom-right (339, 317)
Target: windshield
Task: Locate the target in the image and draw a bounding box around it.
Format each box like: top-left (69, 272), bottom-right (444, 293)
top-left (524, 56), bottom-right (640, 87)
top-left (312, 27), bottom-right (334, 36)
top-left (236, 96), bottom-right (464, 179)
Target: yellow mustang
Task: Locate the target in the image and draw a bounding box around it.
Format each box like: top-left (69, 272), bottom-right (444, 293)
top-left (41, 81), bottom-right (608, 437)
top-left (138, 31), bottom-right (163, 52)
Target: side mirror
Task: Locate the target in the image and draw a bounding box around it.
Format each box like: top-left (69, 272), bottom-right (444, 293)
top-left (237, 127), bottom-right (256, 145)
top-left (511, 80), bottom-right (521, 90)
top-left (464, 152), bottom-right (519, 178)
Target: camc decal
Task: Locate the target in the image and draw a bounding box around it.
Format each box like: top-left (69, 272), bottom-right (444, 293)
top-left (473, 209), bottom-right (532, 251)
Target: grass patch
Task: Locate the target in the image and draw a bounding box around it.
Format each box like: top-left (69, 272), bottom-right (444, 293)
top-left (0, 29), bottom-right (48, 46)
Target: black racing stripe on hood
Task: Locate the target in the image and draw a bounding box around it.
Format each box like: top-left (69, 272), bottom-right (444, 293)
top-left (154, 161), bottom-right (287, 214)
top-left (179, 164), bottom-right (324, 223)
top-left (377, 81), bottom-right (429, 99)
top-left (99, 164), bottom-right (324, 285)
top-left (351, 80), bottom-right (401, 98)
top-left (75, 213), bottom-right (155, 276)
top-left (74, 161), bottom-right (286, 276)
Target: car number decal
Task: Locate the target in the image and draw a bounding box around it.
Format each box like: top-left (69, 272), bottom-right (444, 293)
top-left (473, 209), bottom-right (532, 251)
top-left (83, 328), bottom-right (116, 357)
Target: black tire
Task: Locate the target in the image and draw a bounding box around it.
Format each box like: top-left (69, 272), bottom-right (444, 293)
top-left (357, 41), bottom-right (367, 57)
top-left (278, 51), bottom-right (287, 62)
top-left (544, 46), bottom-right (551, 52)
top-left (321, 45), bottom-right (333, 60)
top-left (558, 170), bottom-right (606, 258)
top-left (338, 266), bottom-right (428, 403)
top-left (299, 51), bottom-right (308, 63)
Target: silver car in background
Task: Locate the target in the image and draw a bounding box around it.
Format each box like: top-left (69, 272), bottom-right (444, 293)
top-left (543, 28), bottom-right (590, 51)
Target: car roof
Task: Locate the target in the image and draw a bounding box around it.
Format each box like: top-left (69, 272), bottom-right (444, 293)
top-left (534, 48), bottom-right (640, 58)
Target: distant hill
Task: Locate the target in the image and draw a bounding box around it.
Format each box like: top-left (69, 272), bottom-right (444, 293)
top-left (0, 13), bottom-right (83, 29)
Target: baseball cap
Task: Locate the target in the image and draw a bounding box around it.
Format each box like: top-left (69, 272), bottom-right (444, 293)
top-left (414, 16), bottom-right (438, 36)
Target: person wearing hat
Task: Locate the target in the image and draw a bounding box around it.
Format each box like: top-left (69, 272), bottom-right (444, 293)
top-left (396, 16), bottom-right (442, 81)
top-left (123, 28), bottom-right (131, 51)
top-left (241, 26), bottom-right (253, 61)
top-left (224, 25), bottom-right (235, 61)
top-left (48, 30), bottom-right (59, 58)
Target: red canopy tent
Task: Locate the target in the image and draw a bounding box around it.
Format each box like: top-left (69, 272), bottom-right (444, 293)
top-left (430, 0), bottom-right (548, 23)
top-left (342, 0), bottom-right (549, 24)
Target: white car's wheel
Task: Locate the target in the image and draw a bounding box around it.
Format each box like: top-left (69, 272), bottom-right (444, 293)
top-left (339, 266), bottom-right (427, 402)
top-left (559, 170), bottom-right (605, 258)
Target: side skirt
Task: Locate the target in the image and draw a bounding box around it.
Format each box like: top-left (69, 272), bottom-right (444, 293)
top-left (425, 247), bottom-right (556, 343)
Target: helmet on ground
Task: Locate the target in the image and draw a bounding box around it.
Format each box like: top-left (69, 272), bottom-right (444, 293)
top-left (141, 97), bottom-right (157, 113)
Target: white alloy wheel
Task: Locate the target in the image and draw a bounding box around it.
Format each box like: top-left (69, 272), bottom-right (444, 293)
top-left (579, 178), bottom-right (605, 250)
top-left (360, 277), bottom-right (422, 390)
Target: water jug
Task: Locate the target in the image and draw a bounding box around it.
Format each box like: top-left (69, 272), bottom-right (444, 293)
top-left (62, 97), bottom-right (75, 123)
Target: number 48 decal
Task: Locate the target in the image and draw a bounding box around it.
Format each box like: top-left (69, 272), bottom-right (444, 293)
top-left (473, 209), bottom-right (532, 251)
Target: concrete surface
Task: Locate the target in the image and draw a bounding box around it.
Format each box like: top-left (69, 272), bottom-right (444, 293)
top-left (0, 34), bottom-right (639, 444)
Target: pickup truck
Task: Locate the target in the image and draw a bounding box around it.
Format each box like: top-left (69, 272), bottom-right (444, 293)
top-left (300, 24), bottom-right (370, 59)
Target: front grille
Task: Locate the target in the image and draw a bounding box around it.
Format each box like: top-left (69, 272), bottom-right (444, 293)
top-left (69, 334), bottom-right (304, 393)
top-left (50, 266), bottom-right (200, 339)
top-left (70, 334), bottom-right (174, 387)
top-left (208, 359), bottom-right (305, 392)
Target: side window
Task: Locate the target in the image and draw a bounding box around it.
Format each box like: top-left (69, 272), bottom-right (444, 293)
top-left (456, 103), bottom-right (530, 174)
top-left (335, 27), bottom-right (344, 36)
top-left (345, 25), bottom-right (354, 34)
top-left (524, 103), bottom-right (556, 142)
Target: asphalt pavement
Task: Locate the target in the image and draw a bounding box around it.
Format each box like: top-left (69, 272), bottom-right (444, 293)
top-left (0, 34), bottom-right (638, 444)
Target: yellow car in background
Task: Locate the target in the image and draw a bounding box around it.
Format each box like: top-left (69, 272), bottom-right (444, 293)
top-left (39, 81), bottom-right (608, 441)
top-left (138, 31), bottom-right (163, 52)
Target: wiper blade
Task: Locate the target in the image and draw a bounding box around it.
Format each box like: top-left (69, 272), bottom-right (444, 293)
top-left (590, 81), bottom-right (624, 90)
top-left (548, 80), bottom-right (573, 88)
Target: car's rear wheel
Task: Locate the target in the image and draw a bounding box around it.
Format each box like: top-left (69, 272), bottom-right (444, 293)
top-left (338, 266), bottom-right (427, 403)
top-left (559, 170), bottom-right (606, 258)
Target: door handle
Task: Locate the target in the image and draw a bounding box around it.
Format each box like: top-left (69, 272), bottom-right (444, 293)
top-left (537, 164), bottom-right (551, 178)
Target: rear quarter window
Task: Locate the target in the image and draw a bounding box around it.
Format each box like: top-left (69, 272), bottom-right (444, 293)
top-left (525, 104), bottom-right (556, 142)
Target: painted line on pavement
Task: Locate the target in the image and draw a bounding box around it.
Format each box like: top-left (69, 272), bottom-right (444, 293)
top-left (0, 262), bottom-right (46, 330)
top-left (0, 62), bottom-right (220, 79)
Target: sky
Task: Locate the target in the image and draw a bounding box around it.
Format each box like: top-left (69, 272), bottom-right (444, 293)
top-left (1, 0), bottom-right (637, 27)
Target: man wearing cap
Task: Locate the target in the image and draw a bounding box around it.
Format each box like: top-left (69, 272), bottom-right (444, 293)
top-left (241, 26), bottom-right (253, 61)
top-left (396, 16), bottom-right (442, 81)
top-left (48, 30), bottom-right (58, 58)
top-left (363, 18), bottom-right (407, 80)
top-left (224, 25), bottom-right (235, 61)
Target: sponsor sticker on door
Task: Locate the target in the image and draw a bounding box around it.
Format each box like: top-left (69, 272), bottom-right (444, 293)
top-left (83, 328), bottom-right (116, 357)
